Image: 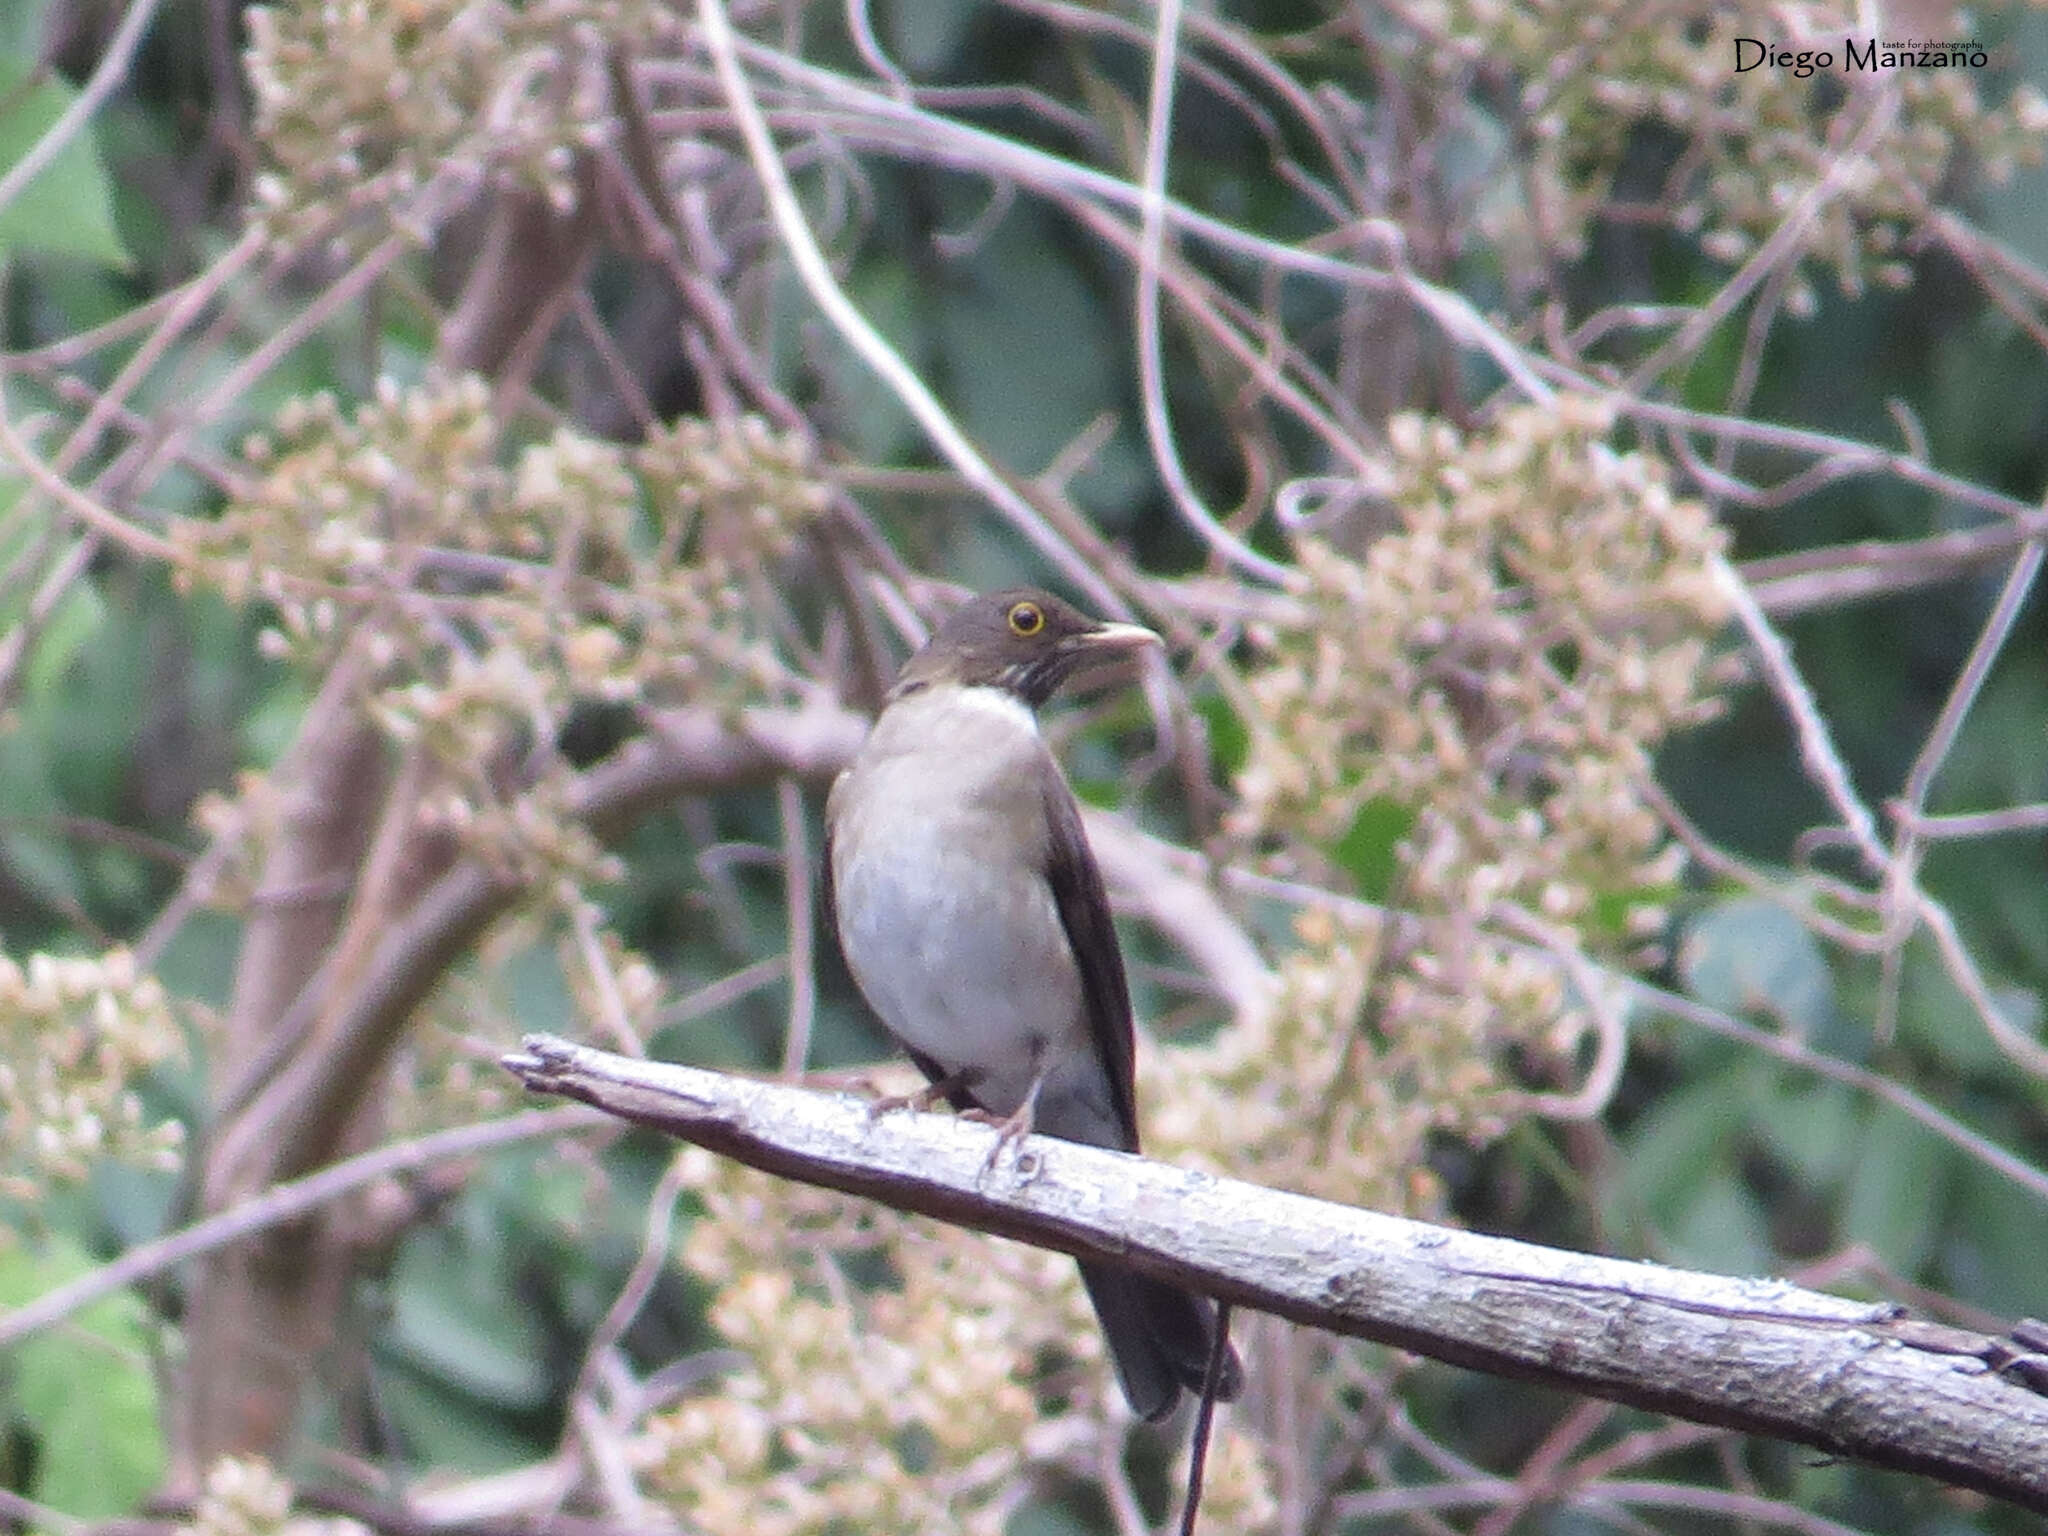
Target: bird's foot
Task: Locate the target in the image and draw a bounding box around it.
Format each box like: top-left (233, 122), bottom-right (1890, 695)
top-left (801, 1069), bottom-right (922, 1114)
top-left (864, 1069), bottom-right (972, 1123)
top-left (963, 1077), bottom-right (1044, 1174)
top-left (961, 1104), bottom-right (1034, 1173)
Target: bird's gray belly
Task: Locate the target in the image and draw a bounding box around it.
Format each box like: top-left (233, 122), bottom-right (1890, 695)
top-left (836, 826), bottom-right (1087, 1118)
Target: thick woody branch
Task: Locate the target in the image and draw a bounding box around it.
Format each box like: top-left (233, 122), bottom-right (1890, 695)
top-left (174, 703), bottom-right (869, 1479)
top-left (503, 1035), bottom-right (2048, 1515)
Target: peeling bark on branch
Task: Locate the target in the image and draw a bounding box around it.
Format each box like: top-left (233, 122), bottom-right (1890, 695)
top-left (504, 1035), bottom-right (2048, 1515)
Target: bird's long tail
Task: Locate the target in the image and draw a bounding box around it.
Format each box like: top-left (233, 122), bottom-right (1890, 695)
top-left (1079, 1262), bottom-right (1244, 1422)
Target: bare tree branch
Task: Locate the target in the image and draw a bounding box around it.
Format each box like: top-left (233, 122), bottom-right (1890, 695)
top-left (502, 1035), bottom-right (2048, 1516)
top-left (170, 700), bottom-right (869, 1480)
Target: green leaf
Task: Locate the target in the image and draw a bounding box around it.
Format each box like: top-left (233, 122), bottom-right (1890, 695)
top-left (882, 0), bottom-right (979, 74)
top-left (21, 580), bottom-right (105, 700)
top-left (0, 1236), bottom-right (166, 1517)
top-left (931, 208), bottom-right (1117, 484)
top-left (498, 942), bottom-right (576, 1036)
top-left (38, 581), bottom-right (146, 814)
top-left (1839, 1102), bottom-right (1950, 1276)
top-left (1608, 1063), bottom-right (1763, 1243)
top-left (1333, 796), bottom-right (1413, 902)
top-left (1193, 691), bottom-right (1248, 780)
top-left (0, 725), bottom-right (81, 911)
top-left (1668, 1173), bottom-right (1773, 1276)
top-left (371, 1362), bottom-right (551, 1474)
top-left (385, 1226), bottom-right (553, 1409)
top-left (151, 908), bottom-right (246, 1009)
top-left (1752, 1079), bottom-right (1858, 1190)
top-left (1678, 896), bottom-right (1834, 1036)
top-left (0, 57), bottom-right (132, 268)
top-left (796, 257), bottom-right (920, 463)
top-left (1944, 1158), bottom-right (2048, 1319)
top-left (1894, 937), bottom-right (2015, 1077)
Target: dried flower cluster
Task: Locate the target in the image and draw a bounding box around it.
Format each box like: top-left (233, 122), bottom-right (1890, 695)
top-left (0, 949), bottom-right (184, 1200)
top-left (176, 375), bottom-right (825, 884)
top-left (242, 0), bottom-right (660, 245)
top-left (643, 1139), bottom-right (1281, 1533)
top-left (1385, 0), bottom-right (2048, 307)
top-left (640, 1147), bottom-right (1065, 1536)
top-left (1210, 397), bottom-right (1732, 1209)
top-left (180, 1457), bottom-right (294, 1536)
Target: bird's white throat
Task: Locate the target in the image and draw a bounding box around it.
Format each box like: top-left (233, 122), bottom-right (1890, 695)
top-left (939, 683), bottom-right (1040, 736)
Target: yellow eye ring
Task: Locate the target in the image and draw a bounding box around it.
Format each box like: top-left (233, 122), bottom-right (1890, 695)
top-left (1007, 601), bottom-right (1044, 637)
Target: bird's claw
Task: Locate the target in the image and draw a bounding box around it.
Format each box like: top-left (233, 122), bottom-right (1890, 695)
top-left (863, 1066), bottom-right (977, 1123)
top-left (963, 1101), bottom-right (1038, 1174)
top-left (865, 1079), bottom-right (954, 1123)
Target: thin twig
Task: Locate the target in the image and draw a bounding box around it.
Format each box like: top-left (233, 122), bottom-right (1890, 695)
top-left (0, 393), bottom-right (183, 562)
top-left (693, 0), bottom-right (1127, 615)
top-left (0, 1107), bottom-right (603, 1348)
top-left (1134, 0), bottom-right (1297, 586)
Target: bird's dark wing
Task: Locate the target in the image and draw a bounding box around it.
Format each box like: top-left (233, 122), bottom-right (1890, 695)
top-left (1039, 771), bottom-right (1141, 1151)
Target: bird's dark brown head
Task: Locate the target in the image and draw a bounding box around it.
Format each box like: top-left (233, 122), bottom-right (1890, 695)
top-left (891, 588), bottom-right (1160, 709)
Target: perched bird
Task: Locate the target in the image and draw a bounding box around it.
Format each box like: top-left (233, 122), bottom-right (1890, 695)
top-left (825, 587), bottom-right (1243, 1420)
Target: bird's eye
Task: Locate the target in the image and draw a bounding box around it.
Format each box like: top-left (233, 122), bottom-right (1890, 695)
top-left (1007, 601), bottom-right (1044, 637)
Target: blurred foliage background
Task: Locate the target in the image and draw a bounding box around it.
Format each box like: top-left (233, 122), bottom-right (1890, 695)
top-left (3, 0), bottom-right (2048, 1532)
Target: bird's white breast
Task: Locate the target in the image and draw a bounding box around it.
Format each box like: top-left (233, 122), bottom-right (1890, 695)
top-left (829, 685), bottom-right (1089, 1116)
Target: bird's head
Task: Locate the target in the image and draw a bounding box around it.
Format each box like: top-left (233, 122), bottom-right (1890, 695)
top-left (891, 589), bottom-right (1160, 709)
